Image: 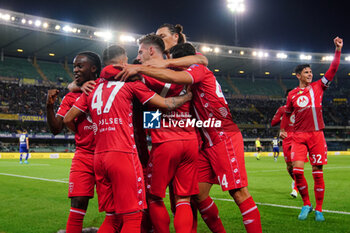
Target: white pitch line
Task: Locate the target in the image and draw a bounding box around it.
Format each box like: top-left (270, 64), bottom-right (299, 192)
top-left (0, 173), bottom-right (68, 183)
top-left (211, 197), bottom-right (350, 215)
top-left (247, 166), bottom-right (350, 174)
top-left (1, 172), bottom-right (350, 216)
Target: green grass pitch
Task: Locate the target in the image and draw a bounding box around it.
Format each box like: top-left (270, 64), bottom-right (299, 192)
top-left (1, 155), bottom-right (350, 233)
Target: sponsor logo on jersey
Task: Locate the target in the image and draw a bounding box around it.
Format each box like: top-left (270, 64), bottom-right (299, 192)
top-left (296, 95), bottom-right (309, 107)
top-left (143, 110), bottom-right (161, 129)
top-left (290, 114), bottom-right (295, 124)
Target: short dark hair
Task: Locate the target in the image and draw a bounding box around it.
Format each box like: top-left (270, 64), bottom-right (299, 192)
top-left (138, 33), bottom-right (165, 54)
top-left (77, 51), bottom-right (102, 78)
top-left (169, 43), bottom-right (196, 59)
top-left (294, 64), bottom-right (311, 74)
top-left (102, 45), bottom-right (126, 65)
top-left (158, 23), bottom-right (186, 44)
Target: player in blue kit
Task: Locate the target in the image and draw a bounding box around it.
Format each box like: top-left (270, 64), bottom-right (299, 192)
top-left (19, 130), bottom-right (29, 164)
top-left (272, 137), bottom-right (280, 162)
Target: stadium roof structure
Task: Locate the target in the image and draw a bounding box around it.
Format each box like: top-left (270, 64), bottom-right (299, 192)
top-left (1, 7), bottom-right (349, 79)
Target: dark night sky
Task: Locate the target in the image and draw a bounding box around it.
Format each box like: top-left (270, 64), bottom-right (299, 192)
top-left (0, 0), bottom-right (348, 53)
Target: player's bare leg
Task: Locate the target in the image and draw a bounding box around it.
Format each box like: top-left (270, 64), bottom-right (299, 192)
top-left (174, 195), bottom-right (193, 233)
top-left (195, 182), bottom-right (226, 233)
top-left (229, 187), bottom-right (262, 233)
top-left (148, 195), bottom-right (170, 233)
top-left (286, 162), bottom-right (298, 198)
top-left (312, 165), bottom-right (325, 221)
top-left (293, 161), bottom-right (312, 220)
top-left (66, 196), bottom-right (90, 233)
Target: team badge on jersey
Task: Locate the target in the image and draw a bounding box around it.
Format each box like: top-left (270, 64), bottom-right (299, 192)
top-left (296, 95), bottom-right (309, 107)
top-left (143, 110), bottom-right (161, 129)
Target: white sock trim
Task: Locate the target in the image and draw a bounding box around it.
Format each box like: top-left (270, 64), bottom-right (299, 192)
top-left (70, 209), bottom-right (86, 215)
top-left (176, 202), bottom-right (191, 208)
top-left (199, 201), bottom-right (214, 213)
top-left (241, 206), bottom-right (257, 216)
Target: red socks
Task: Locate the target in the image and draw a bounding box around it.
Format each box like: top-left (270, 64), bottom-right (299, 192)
top-left (121, 211), bottom-right (143, 233)
top-left (149, 199), bottom-right (170, 233)
top-left (312, 170), bottom-right (325, 212)
top-left (66, 207), bottom-right (86, 233)
top-left (238, 197), bottom-right (262, 233)
top-left (198, 197), bottom-right (226, 233)
top-left (98, 213), bottom-right (122, 233)
top-left (174, 201), bottom-right (193, 233)
top-left (293, 167), bottom-right (311, 206)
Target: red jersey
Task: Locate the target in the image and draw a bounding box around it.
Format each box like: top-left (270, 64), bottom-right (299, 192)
top-left (56, 92), bottom-right (95, 153)
top-left (143, 76), bottom-right (197, 143)
top-left (285, 49), bottom-right (341, 132)
top-left (285, 79), bottom-right (327, 132)
top-left (73, 79), bottom-right (156, 154)
top-left (271, 105), bottom-right (294, 133)
top-left (185, 64), bottom-right (240, 148)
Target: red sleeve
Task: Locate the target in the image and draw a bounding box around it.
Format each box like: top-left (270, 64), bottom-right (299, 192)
top-left (100, 65), bottom-right (121, 80)
top-left (131, 81), bottom-right (156, 104)
top-left (185, 64), bottom-right (206, 84)
top-left (271, 106), bottom-right (285, 126)
top-left (280, 112), bottom-right (290, 130)
top-left (285, 93), bottom-right (293, 113)
top-left (323, 50), bottom-right (341, 85)
top-left (73, 93), bottom-right (89, 113)
top-left (56, 94), bottom-right (74, 117)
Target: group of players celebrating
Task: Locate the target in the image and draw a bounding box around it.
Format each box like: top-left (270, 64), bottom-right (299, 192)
top-left (46, 22), bottom-right (343, 233)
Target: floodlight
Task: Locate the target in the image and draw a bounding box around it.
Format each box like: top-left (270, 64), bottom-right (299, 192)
top-left (228, 50), bottom-right (233, 54)
top-left (227, 0), bottom-right (245, 13)
top-left (299, 54), bottom-right (312, 60)
top-left (214, 47), bottom-right (220, 53)
top-left (276, 53), bottom-right (288, 59)
top-left (35, 20), bottom-right (41, 27)
top-left (55, 25), bottom-right (61, 30)
top-left (94, 31), bottom-right (113, 41)
top-left (43, 22), bottom-right (49, 28)
top-left (21, 18), bottom-right (26, 24)
top-left (120, 34), bottom-right (136, 43)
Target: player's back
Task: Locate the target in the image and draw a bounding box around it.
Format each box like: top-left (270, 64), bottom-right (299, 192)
top-left (19, 133), bottom-right (28, 147)
top-left (186, 64), bottom-right (240, 147)
top-left (143, 76), bottom-right (197, 143)
top-left (77, 79), bottom-right (155, 154)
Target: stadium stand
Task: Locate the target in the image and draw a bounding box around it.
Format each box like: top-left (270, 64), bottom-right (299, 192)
top-left (0, 56), bottom-right (41, 80)
top-left (37, 60), bottom-right (72, 83)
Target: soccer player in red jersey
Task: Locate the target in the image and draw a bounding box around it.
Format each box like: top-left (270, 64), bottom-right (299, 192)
top-left (143, 24), bottom-right (208, 69)
top-left (46, 52), bottom-right (101, 233)
top-left (116, 43), bottom-right (262, 233)
top-left (136, 34), bottom-right (199, 233)
top-left (271, 89), bottom-right (299, 198)
top-left (281, 37), bottom-right (343, 221)
top-left (64, 55), bottom-right (192, 232)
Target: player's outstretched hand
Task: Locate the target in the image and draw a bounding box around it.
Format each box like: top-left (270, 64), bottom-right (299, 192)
top-left (334, 37), bottom-right (343, 51)
top-left (143, 58), bottom-right (169, 68)
top-left (279, 130), bottom-right (288, 139)
top-left (47, 89), bottom-right (59, 106)
top-left (81, 80), bottom-right (96, 95)
top-left (115, 64), bottom-right (141, 81)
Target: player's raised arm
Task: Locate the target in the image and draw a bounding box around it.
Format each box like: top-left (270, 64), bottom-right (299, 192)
top-left (143, 54), bottom-right (208, 68)
top-left (63, 107), bottom-right (83, 133)
top-left (46, 89), bottom-right (64, 135)
top-left (116, 64), bottom-right (193, 84)
top-left (323, 37), bottom-right (343, 84)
